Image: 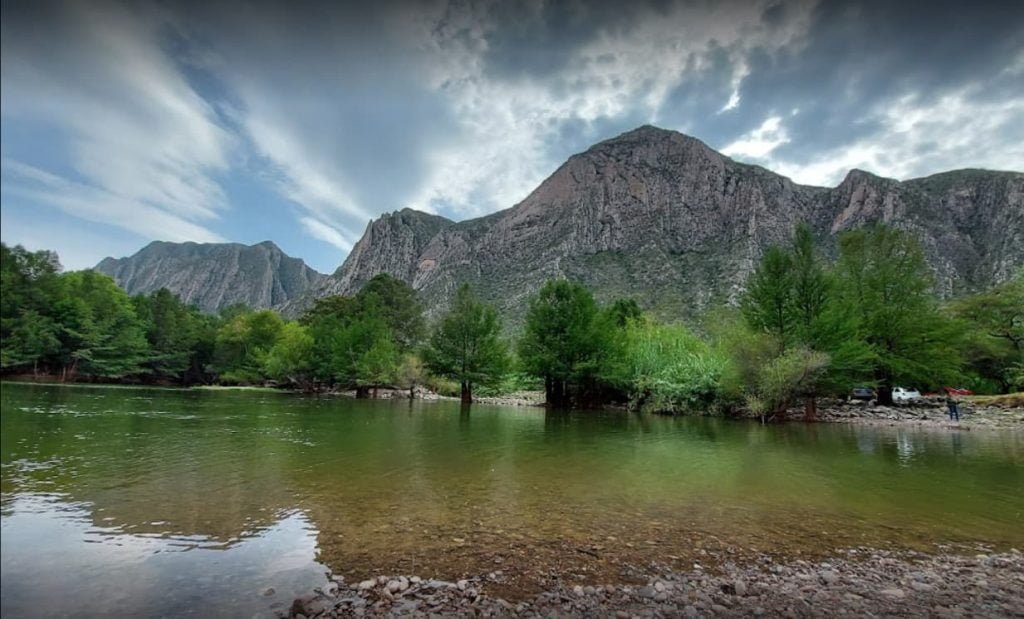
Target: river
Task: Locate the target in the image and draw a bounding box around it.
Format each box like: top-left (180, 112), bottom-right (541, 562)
top-left (1, 382), bottom-right (1021, 616)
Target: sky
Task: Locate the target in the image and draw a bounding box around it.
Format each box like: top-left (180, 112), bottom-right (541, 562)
top-left (2, 0), bottom-right (1022, 273)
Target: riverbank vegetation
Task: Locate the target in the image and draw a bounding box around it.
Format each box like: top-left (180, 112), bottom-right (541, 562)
top-left (2, 223), bottom-right (1021, 416)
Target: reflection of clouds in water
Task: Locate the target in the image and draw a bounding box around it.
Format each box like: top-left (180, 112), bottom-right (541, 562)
top-left (1, 492), bottom-right (327, 616)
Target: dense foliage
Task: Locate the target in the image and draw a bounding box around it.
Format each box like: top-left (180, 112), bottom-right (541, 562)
top-left (423, 284), bottom-right (509, 403)
top-left (2, 223), bottom-right (1020, 414)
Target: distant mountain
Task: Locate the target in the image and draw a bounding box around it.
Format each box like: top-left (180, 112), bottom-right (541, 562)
top-left (100, 126), bottom-right (1024, 324)
top-left (95, 241), bottom-right (327, 313)
top-left (309, 126), bottom-right (1022, 324)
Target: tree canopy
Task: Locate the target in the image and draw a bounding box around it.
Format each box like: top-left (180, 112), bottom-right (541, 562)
top-left (423, 283), bottom-right (508, 403)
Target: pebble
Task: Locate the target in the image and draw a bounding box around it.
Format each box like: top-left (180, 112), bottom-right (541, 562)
top-left (289, 549), bottom-right (1023, 617)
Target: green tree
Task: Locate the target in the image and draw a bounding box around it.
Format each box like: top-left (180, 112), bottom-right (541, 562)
top-left (789, 225), bottom-right (830, 343)
top-left (835, 224), bottom-right (962, 404)
top-left (213, 309), bottom-right (284, 383)
top-left (950, 271), bottom-right (1024, 392)
top-left (355, 274), bottom-right (425, 350)
top-left (300, 295), bottom-right (361, 326)
top-left (423, 283), bottom-right (509, 403)
top-left (397, 353), bottom-right (427, 399)
top-left (741, 226), bottom-right (873, 419)
top-left (133, 288), bottom-right (212, 384)
top-left (356, 335), bottom-right (399, 398)
top-left (1, 243), bottom-right (63, 372)
top-left (307, 300), bottom-right (396, 396)
top-left (264, 322), bottom-right (315, 389)
top-left (742, 246), bottom-right (794, 348)
top-left (519, 279), bottom-right (609, 406)
top-left (56, 271), bottom-right (149, 379)
top-left (604, 298), bottom-right (644, 328)
top-left (2, 310), bottom-right (61, 374)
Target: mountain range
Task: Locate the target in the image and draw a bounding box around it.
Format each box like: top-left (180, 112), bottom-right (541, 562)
top-left (95, 240), bottom-right (326, 313)
top-left (95, 126), bottom-right (1024, 324)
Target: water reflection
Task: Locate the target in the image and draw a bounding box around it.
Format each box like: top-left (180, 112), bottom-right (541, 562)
top-left (1, 493), bottom-right (327, 617)
top-left (2, 382), bottom-right (1023, 615)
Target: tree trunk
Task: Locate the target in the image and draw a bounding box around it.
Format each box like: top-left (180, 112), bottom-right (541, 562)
top-left (876, 385), bottom-right (893, 406)
top-left (372, 385), bottom-right (379, 399)
top-left (544, 376), bottom-right (553, 405)
top-left (461, 381), bottom-right (472, 404)
top-left (355, 386), bottom-right (370, 399)
top-left (803, 396), bottom-right (818, 421)
top-left (549, 380), bottom-right (567, 408)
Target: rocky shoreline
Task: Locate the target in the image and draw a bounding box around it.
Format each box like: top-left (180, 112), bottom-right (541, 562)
top-left (289, 547), bottom-right (1023, 618)
top-left (809, 397), bottom-right (1024, 431)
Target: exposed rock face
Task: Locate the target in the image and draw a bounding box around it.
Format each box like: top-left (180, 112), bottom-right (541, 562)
top-left (329, 209), bottom-right (454, 293)
top-left (97, 126), bottom-right (1023, 323)
top-left (95, 241), bottom-right (326, 313)
top-left (324, 126), bottom-right (1023, 324)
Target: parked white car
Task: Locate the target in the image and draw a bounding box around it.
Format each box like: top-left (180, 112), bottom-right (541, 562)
top-left (892, 387), bottom-right (922, 403)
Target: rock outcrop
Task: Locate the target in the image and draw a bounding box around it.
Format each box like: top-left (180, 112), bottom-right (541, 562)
top-left (323, 126), bottom-right (1023, 324)
top-left (97, 126), bottom-right (1024, 323)
top-left (95, 240), bottom-right (326, 313)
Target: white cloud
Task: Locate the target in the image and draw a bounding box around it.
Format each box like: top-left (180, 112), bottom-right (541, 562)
top-left (299, 216), bottom-right (353, 252)
top-left (721, 116), bottom-right (791, 159)
top-left (2, 159), bottom-right (227, 244)
top-left (750, 87), bottom-right (1024, 186)
top-left (404, 0), bottom-right (816, 217)
top-left (0, 1), bottom-right (232, 241)
top-left (0, 202), bottom-right (146, 271)
top-left (720, 90), bottom-right (742, 113)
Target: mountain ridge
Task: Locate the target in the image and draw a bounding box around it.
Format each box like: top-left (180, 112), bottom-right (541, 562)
top-left (96, 126), bottom-right (1024, 322)
top-left (95, 240), bottom-right (327, 313)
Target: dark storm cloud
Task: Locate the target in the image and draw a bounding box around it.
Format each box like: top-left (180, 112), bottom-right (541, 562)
top-left (734, 0), bottom-right (1024, 165)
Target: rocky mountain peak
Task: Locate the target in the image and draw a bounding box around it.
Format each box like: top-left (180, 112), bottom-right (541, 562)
top-left (325, 125), bottom-right (1021, 324)
top-left (94, 241), bottom-right (326, 313)
top-left (99, 125), bottom-right (1023, 324)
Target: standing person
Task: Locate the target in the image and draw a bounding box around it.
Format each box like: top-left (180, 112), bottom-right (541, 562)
top-left (945, 390), bottom-right (960, 421)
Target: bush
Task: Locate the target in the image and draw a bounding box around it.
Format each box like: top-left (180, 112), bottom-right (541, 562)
top-left (621, 322), bottom-right (727, 414)
top-left (423, 373), bottom-right (460, 397)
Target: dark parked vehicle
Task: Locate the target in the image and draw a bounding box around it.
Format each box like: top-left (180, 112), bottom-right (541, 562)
top-left (851, 387), bottom-right (875, 401)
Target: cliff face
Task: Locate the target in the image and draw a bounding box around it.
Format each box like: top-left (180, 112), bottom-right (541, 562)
top-left (328, 209), bottom-right (454, 293)
top-left (97, 126), bottom-right (1023, 323)
top-left (95, 241), bottom-right (326, 313)
top-left (325, 126), bottom-right (1023, 323)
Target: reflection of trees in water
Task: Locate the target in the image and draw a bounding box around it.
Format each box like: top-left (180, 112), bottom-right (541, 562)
top-left (1, 385), bottom-right (301, 542)
top-left (4, 383), bottom-right (1024, 578)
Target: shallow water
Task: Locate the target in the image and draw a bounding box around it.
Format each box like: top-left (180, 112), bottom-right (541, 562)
top-left (2, 382), bottom-right (1022, 616)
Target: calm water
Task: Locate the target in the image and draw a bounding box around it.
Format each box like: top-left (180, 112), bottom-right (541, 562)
top-left (2, 382), bottom-right (1022, 616)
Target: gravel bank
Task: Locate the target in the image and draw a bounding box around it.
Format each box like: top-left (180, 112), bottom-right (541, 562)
top-left (289, 547), bottom-right (1023, 618)
top-left (813, 398), bottom-right (1024, 431)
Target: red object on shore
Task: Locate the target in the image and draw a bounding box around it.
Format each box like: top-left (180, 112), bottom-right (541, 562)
top-left (944, 387), bottom-right (973, 396)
